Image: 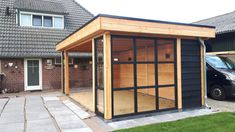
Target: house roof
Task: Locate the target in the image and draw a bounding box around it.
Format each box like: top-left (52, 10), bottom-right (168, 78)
top-left (0, 0), bottom-right (93, 58)
top-left (56, 14), bottom-right (215, 52)
top-left (14, 0), bottom-right (67, 14)
top-left (193, 11), bottom-right (235, 34)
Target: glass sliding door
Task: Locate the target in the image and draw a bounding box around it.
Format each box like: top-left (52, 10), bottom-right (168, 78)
top-left (95, 37), bottom-right (104, 115)
top-left (111, 35), bottom-right (177, 118)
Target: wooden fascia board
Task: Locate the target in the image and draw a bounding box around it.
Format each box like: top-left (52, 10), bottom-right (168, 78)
top-left (56, 17), bottom-right (102, 51)
top-left (100, 17), bottom-right (215, 38)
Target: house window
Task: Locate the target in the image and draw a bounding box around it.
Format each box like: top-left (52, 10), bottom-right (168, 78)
top-left (54, 17), bottom-right (63, 28)
top-left (33, 15), bottom-right (42, 26)
top-left (43, 16), bottom-right (52, 27)
top-left (20, 14), bottom-right (31, 26)
top-left (55, 58), bottom-right (73, 65)
top-left (19, 11), bottom-right (64, 29)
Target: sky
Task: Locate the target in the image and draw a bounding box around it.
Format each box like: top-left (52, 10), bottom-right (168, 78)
top-left (75, 0), bottom-right (235, 23)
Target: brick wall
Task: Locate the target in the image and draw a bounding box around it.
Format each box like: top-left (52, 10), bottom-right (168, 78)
top-left (0, 58), bottom-right (92, 93)
top-left (1, 59), bottom-right (24, 92)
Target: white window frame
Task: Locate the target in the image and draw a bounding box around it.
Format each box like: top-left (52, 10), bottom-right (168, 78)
top-left (19, 11), bottom-right (64, 29)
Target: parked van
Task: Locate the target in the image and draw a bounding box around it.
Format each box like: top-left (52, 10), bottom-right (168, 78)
top-left (206, 55), bottom-right (235, 100)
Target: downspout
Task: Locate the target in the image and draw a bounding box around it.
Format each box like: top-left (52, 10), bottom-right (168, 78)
top-left (198, 38), bottom-right (209, 108)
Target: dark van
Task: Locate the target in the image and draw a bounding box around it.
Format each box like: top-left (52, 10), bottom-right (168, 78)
top-left (206, 55), bottom-right (235, 100)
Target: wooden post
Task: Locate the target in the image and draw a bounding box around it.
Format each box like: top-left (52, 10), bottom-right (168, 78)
top-left (103, 32), bottom-right (112, 119)
top-left (92, 38), bottom-right (96, 112)
top-left (61, 52), bottom-right (65, 94)
top-left (201, 45), bottom-right (205, 106)
top-left (176, 38), bottom-right (182, 110)
top-left (64, 51), bottom-right (70, 95)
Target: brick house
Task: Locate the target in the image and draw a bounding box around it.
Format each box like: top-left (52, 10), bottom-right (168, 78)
top-left (0, 0), bottom-right (93, 92)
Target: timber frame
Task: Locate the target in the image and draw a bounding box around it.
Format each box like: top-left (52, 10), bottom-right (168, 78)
top-left (56, 14), bottom-right (215, 120)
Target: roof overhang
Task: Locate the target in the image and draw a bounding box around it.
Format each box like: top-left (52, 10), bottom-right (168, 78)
top-left (56, 14), bottom-right (216, 51)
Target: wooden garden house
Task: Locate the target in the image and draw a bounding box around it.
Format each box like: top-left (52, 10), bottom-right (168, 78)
top-left (56, 14), bottom-right (215, 120)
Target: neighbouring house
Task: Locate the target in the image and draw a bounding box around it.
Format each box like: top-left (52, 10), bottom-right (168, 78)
top-left (194, 11), bottom-right (235, 57)
top-left (56, 14), bottom-right (215, 119)
top-left (0, 0), bottom-right (93, 92)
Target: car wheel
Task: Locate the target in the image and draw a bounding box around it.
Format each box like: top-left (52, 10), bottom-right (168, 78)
top-left (210, 85), bottom-right (226, 101)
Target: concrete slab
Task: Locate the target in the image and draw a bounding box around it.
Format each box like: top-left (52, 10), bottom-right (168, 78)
top-left (57, 120), bottom-right (87, 131)
top-left (62, 127), bottom-right (93, 132)
top-left (26, 112), bottom-right (51, 121)
top-left (0, 115), bottom-right (24, 124)
top-left (43, 97), bottom-right (59, 101)
top-left (0, 122), bottom-right (24, 132)
top-left (26, 118), bottom-right (57, 132)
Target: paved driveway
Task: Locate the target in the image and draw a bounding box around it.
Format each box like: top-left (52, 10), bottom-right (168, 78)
top-left (0, 96), bottom-right (92, 132)
top-left (206, 97), bottom-right (235, 112)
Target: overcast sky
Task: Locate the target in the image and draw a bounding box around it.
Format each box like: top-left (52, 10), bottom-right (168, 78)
top-left (75, 0), bottom-right (234, 23)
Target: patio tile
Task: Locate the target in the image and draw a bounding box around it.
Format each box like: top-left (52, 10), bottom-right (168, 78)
top-left (0, 122), bottom-right (24, 132)
top-left (26, 119), bottom-right (57, 132)
top-left (62, 127), bottom-right (93, 132)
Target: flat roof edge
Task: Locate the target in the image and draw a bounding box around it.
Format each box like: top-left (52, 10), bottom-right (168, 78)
top-left (98, 14), bottom-right (216, 29)
top-left (57, 14), bottom-right (215, 46)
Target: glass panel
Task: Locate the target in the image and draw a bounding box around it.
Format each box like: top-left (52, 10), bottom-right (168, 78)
top-left (137, 64), bottom-right (155, 87)
top-left (159, 87), bottom-right (175, 109)
top-left (158, 64), bottom-right (175, 85)
top-left (114, 90), bottom-right (134, 115)
top-left (21, 14), bottom-right (31, 26)
top-left (136, 39), bottom-right (155, 62)
top-left (27, 60), bottom-right (39, 86)
top-left (112, 37), bottom-right (133, 62)
top-left (54, 17), bottom-right (63, 28)
top-left (33, 15), bottom-right (42, 26)
top-left (138, 88), bottom-right (156, 112)
top-left (95, 37), bottom-right (104, 114)
top-left (113, 64), bottom-right (134, 88)
top-left (44, 16), bottom-right (52, 27)
top-left (157, 40), bottom-right (174, 62)
top-left (97, 88), bottom-right (104, 113)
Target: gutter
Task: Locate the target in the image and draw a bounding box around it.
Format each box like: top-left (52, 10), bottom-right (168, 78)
top-left (198, 38), bottom-right (210, 108)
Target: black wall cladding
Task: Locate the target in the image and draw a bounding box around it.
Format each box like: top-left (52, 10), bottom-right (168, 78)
top-left (181, 39), bottom-right (202, 108)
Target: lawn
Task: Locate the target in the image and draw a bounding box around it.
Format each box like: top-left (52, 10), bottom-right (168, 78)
top-left (116, 112), bottom-right (235, 132)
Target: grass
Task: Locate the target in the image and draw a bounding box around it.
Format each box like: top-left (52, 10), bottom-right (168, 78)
top-left (116, 112), bottom-right (235, 132)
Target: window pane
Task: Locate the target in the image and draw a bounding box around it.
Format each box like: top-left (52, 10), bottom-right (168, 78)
top-left (136, 39), bottom-right (155, 62)
top-left (33, 15), bottom-right (42, 26)
top-left (157, 40), bottom-right (174, 62)
top-left (159, 87), bottom-right (175, 109)
top-left (112, 37), bottom-right (134, 62)
top-left (113, 64), bottom-right (134, 88)
top-left (158, 64), bottom-right (175, 85)
top-left (21, 14), bottom-right (31, 26)
top-left (137, 64), bottom-right (155, 87)
top-left (114, 90), bottom-right (134, 115)
top-left (138, 88), bottom-right (156, 112)
top-left (54, 17), bottom-right (63, 28)
top-left (44, 16), bottom-right (52, 27)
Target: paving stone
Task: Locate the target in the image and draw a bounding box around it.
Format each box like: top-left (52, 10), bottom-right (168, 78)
top-left (62, 127), bottom-right (93, 132)
top-left (108, 120), bottom-right (138, 129)
top-left (58, 120), bottom-right (87, 130)
top-left (0, 122), bottom-right (24, 132)
top-left (43, 97), bottom-right (59, 101)
top-left (26, 112), bottom-right (51, 121)
top-left (26, 119), bottom-right (57, 132)
top-left (0, 115), bottom-right (24, 124)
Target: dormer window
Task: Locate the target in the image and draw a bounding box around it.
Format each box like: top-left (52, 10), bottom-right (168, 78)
top-left (19, 11), bottom-right (64, 29)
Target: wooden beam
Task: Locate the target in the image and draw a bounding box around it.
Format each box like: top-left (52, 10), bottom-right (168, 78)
top-left (100, 17), bottom-right (215, 38)
top-left (176, 38), bottom-right (182, 110)
top-left (56, 16), bottom-right (215, 52)
top-left (56, 17), bottom-right (102, 51)
top-left (64, 51), bottom-right (70, 95)
top-left (103, 32), bottom-right (112, 119)
top-left (201, 45), bottom-right (205, 106)
top-left (92, 38), bottom-right (96, 112)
